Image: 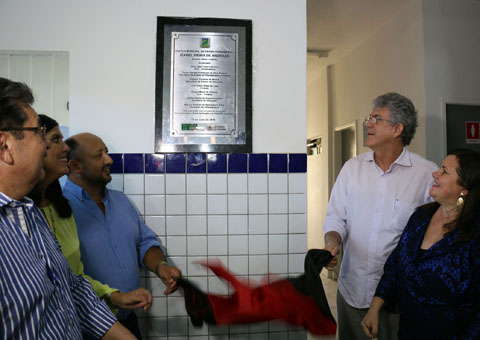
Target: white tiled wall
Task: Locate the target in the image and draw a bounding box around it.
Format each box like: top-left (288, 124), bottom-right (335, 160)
top-left (108, 171), bottom-right (307, 339)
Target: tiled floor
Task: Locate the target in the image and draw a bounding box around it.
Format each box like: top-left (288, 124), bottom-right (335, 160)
top-left (308, 271), bottom-right (338, 340)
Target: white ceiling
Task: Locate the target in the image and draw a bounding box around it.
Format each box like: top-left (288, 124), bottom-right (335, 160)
top-left (307, 0), bottom-right (413, 67)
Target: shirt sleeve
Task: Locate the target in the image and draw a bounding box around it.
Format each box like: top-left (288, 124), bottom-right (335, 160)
top-left (323, 161), bottom-right (350, 241)
top-left (68, 268), bottom-right (117, 339)
top-left (125, 197), bottom-right (163, 267)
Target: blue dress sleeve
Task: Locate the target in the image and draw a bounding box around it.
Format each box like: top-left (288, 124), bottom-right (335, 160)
top-left (457, 238), bottom-right (480, 339)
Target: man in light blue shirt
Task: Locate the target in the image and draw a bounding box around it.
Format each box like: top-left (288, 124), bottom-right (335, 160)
top-left (323, 93), bottom-right (438, 340)
top-left (63, 133), bottom-right (181, 339)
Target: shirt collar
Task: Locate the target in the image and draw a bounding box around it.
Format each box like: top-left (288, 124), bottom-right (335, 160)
top-left (0, 192), bottom-right (34, 209)
top-left (364, 147), bottom-right (411, 167)
top-left (393, 148), bottom-right (411, 167)
top-left (64, 178), bottom-right (110, 202)
top-left (64, 178), bottom-right (88, 201)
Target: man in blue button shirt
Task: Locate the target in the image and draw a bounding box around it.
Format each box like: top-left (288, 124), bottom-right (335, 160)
top-left (0, 77), bottom-right (136, 339)
top-left (63, 132), bottom-right (182, 339)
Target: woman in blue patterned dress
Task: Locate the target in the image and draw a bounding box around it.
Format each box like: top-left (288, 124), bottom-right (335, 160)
top-left (361, 149), bottom-right (480, 339)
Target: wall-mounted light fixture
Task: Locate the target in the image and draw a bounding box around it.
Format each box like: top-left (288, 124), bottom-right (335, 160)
top-left (307, 49), bottom-right (329, 58)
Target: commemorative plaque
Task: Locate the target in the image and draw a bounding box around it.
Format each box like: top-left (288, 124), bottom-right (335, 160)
top-left (155, 17), bottom-right (252, 153)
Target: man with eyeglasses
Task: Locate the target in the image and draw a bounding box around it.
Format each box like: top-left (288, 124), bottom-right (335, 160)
top-left (323, 93), bottom-right (438, 340)
top-left (0, 77), bottom-right (136, 339)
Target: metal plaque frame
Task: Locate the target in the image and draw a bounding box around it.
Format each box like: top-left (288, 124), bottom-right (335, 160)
top-left (155, 17), bottom-right (252, 153)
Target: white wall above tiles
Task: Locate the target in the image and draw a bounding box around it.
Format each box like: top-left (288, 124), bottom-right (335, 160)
top-left (0, 0), bottom-right (306, 153)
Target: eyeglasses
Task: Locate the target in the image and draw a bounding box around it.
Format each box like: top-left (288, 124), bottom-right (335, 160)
top-left (364, 115), bottom-right (395, 125)
top-left (0, 125), bottom-right (47, 138)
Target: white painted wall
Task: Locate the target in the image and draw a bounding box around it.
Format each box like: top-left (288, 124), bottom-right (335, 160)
top-left (0, 0), bottom-right (306, 153)
top-left (423, 0), bottom-right (480, 165)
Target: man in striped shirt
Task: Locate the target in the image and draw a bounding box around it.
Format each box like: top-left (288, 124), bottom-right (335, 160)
top-left (0, 77), bottom-right (136, 340)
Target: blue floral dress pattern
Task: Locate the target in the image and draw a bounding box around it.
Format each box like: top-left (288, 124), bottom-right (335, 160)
top-left (375, 203), bottom-right (480, 340)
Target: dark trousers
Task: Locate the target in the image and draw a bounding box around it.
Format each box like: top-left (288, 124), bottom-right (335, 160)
top-left (119, 312), bottom-right (143, 340)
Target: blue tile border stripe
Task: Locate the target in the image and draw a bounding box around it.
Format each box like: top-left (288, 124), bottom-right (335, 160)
top-left (124, 153), bottom-right (144, 173)
top-left (249, 153), bottom-right (267, 173)
top-left (109, 153), bottom-right (123, 174)
top-left (145, 153), bottom-right (164, 173)
top-left (187, 154), bottom-right (207, 173)
top-left (116, 153), bottom-right (307, 174)
top-left (289, 153), bottom-right (307, 173)
top-left (207, 154), bottom-right (227, 173)
top-left (269, 154), bottom-right (287, 173)
top-left (166, 154), bottom-right (186, 173)
top-left (228, 153), bottom-right (247, 173)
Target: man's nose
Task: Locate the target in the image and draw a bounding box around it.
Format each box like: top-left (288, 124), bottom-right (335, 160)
top-left (104, 153), bottom-right (113, 165)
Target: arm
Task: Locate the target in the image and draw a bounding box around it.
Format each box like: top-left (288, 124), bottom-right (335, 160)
top-left (108, 288), bottom-right (152, 312)
top-left (79, 264), bottom-right (151, 312)
top-left (47, 212), bottom-right (151, 311)
top-left (68, 269), bottom-right (117, 339)
top-left (361, 297), bottom-right (385, 338)
top-left (457, 237), bottom-right (480, 339)
top-left (143, 246), bottom-right (182, 295)
top-left (102, 321), bottom-right (137, 339)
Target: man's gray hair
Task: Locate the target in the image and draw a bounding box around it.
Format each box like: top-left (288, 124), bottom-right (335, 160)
top-left (372, 92), bottom-right (418, 146)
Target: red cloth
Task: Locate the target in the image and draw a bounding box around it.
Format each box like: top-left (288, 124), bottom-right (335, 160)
top-left (204, 261), bottom-right (337, 336)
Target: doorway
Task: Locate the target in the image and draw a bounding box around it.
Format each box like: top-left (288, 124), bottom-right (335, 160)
top-left (333, 121), bottom-right (357, 182)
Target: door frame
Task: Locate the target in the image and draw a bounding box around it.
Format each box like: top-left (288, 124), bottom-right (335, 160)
top-left (333, 120), bottom-right (357, 182)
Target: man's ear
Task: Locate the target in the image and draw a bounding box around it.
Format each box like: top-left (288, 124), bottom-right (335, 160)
top-left (0, 132), bottom-right (14, 165)
top-left (68, 159), bottom-right (81, 174)
top-left (393, 122), bottom-right (404, 139)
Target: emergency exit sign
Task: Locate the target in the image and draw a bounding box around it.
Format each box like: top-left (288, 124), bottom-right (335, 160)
top-left (466, 121), bottom-right (480, 144)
